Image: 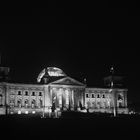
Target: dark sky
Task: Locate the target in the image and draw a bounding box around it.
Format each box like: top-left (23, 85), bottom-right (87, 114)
top-left (0, 6), bottom-right (140, 103)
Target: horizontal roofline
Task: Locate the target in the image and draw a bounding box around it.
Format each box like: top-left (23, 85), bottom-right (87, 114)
top-left (86, 87), bottom-right (128, 91)
top-left (0, 82), bottom-right (44, 87)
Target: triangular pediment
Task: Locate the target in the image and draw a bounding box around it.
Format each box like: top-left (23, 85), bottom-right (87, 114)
top-left (49, 76), bottom-right (85, 86)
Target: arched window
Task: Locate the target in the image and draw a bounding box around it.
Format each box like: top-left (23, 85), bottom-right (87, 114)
top-left (102, 94), bottom-right (105, 98)
top-left (25, 91), bottom-right (29, 96)
top-left (118, 102), bottom-right (123, 108)
top-left (32, 92), bottom-right (35, 96)
top-left (17, 99), bottom-right (22, 107)
top-left (97, 102), bottom-right (101, 108)
top-left (31, 99), bottom-right (36, 108)
top-left (118, 94), bottom-right (123, 100)
top-left (92, 94), bottom-right (94, 98)
top-left (0, 94), bottom-right (3, 106)
top-left (87, 101), bottom-right (91, 108)
top-left (9, 100), bottom-right (15, 107)
top-left (118, 94), bottom-right (123, 108)
top-left (92, 102), bottom-right (96, 108)
top-left (39, 99), bottom-right (43, 108)
top-left (24, 99), bottom-right (29, 108)
top-left (86, 93), bottom-right (89, 98)
top-left (97, 94), bottom-right (100, 98)
top-left (39, 92), bottom-right (42, 96)
top-left (18, 91), bottom-right (22, 95)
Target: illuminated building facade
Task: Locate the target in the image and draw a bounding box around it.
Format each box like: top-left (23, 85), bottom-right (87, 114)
top-left (0, 77), bottom-right (85, 116)
top-left (0, 66), bottom-right (128, 116)
top-left (85, 88), bottom-right (128, 114)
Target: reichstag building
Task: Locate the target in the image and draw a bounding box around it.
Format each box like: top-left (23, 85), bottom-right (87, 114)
top-left (0, 66), bottom-right (128, 117)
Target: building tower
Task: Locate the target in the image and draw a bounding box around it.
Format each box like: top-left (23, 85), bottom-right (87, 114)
top-left (103, 66), bottom-right (124, 116)
top-left (0, 54), bottom-right (10, 82)
top-left (0, 54), bottom-right (10, 115)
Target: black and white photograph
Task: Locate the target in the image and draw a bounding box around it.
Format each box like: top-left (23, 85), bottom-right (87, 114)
top-left (0, 3), bottom-right (140, 139)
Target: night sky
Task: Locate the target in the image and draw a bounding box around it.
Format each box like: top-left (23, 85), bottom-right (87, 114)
top-left (0, 6), bottom-right (140, 104)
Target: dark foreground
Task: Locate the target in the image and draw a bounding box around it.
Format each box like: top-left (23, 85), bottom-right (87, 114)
top-left (0, 112), bottom-right (140, 140)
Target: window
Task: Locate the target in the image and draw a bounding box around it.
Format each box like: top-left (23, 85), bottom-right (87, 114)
top-left (118, 94), bottom-right (123, 100)
top-left (10, 100), bottom-right (15, 107)
top-left (92, 102), bottom-right (96, 108)
top-left (102, 94), bottom-right (105, 98)
top-left (87, 101), bottom-right (91, 108)
top-left (0, 94), bottom-right (2, 106)
top-left (92, 94), bottom-right (94, 98)
top-left (39, 99), bottom-right (43, 107)
top-left (31, 99), bottom-right (36, 108)
top-left (39, 92), bottom-right (42, 96)
top-left (25, 91), bottom-right (29, 96)
top-left (86, 93), bottom-right (89, 98)
top-left (24, 99), bottom-right (29, 108)
top-left (32, 92), bottom-right (35, 96)
top-left (18, 91), bottom-right (22, 95)
top-left (119, 102), bottom-right (123, 108)
top-left (17, 99), bottom-right (22, 107)
top-left (97, 102), bottom-right (101, 108)
top-left (97, 94), bottom-right (100, 98)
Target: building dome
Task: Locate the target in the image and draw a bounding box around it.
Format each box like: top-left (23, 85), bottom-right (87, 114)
top-left (37, 67), bottom-right (67, 83)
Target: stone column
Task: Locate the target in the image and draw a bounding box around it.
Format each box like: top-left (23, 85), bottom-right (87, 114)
top-left (83, 89), bottom-right (85, 108)
top-left (65, 88), bottom-right (69, 109)
top-left (68, 89), bottom-right (71, 109)
top-left (44, 85), bottom-right (52, 111)
top-left (95, 92), bottom-right (97, 109)
top-left (58, 88), bottom-right (62, 109)
top-left (61, 88), bottom-right (64, 109)
top-left (112, 90), bottom-right (117, 116)
top-left (2, 89), bottom-right (5, 106)
top-left (47, 87), bottom-right (50, 107)
top-left (62, 88), bottom-right (66, 110)
top-left (3, 84), bottom-right (8, 115)
top-left (22, 90), bottom-right (24, 107)
top-left (73, 89), bottom-right (77, 109)
top-left (36, 92), bottom-right (38, 108)
top-left (124, 91), bottom-right (127, 108)
top-left (72, 90), bottom-right (74, 107)
top-left (70, 89), bottom-right (74, 110)
top-left (29, 90), bottom-right (31, 107)
top-left (72, 89), bottom-right (77, 109)
top-left (55, 88), bottom-right (60, 108)
top-left (1, 86), bottom-right (5, 106)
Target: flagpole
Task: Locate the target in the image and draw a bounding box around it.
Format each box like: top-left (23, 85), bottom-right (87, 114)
top-left (110, 66), bottom-right (117, 117)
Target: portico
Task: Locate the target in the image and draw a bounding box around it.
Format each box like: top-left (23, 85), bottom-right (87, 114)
top-left (45, 76), bottom-right (85, 113)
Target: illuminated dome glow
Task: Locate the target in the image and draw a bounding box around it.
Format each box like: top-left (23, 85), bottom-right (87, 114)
top-left (47, 67), bottom-right (66, 77)
top-left (37, 69), bottom-right (46, 83)
top-left (37, 67), bottom-right (67, 83)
